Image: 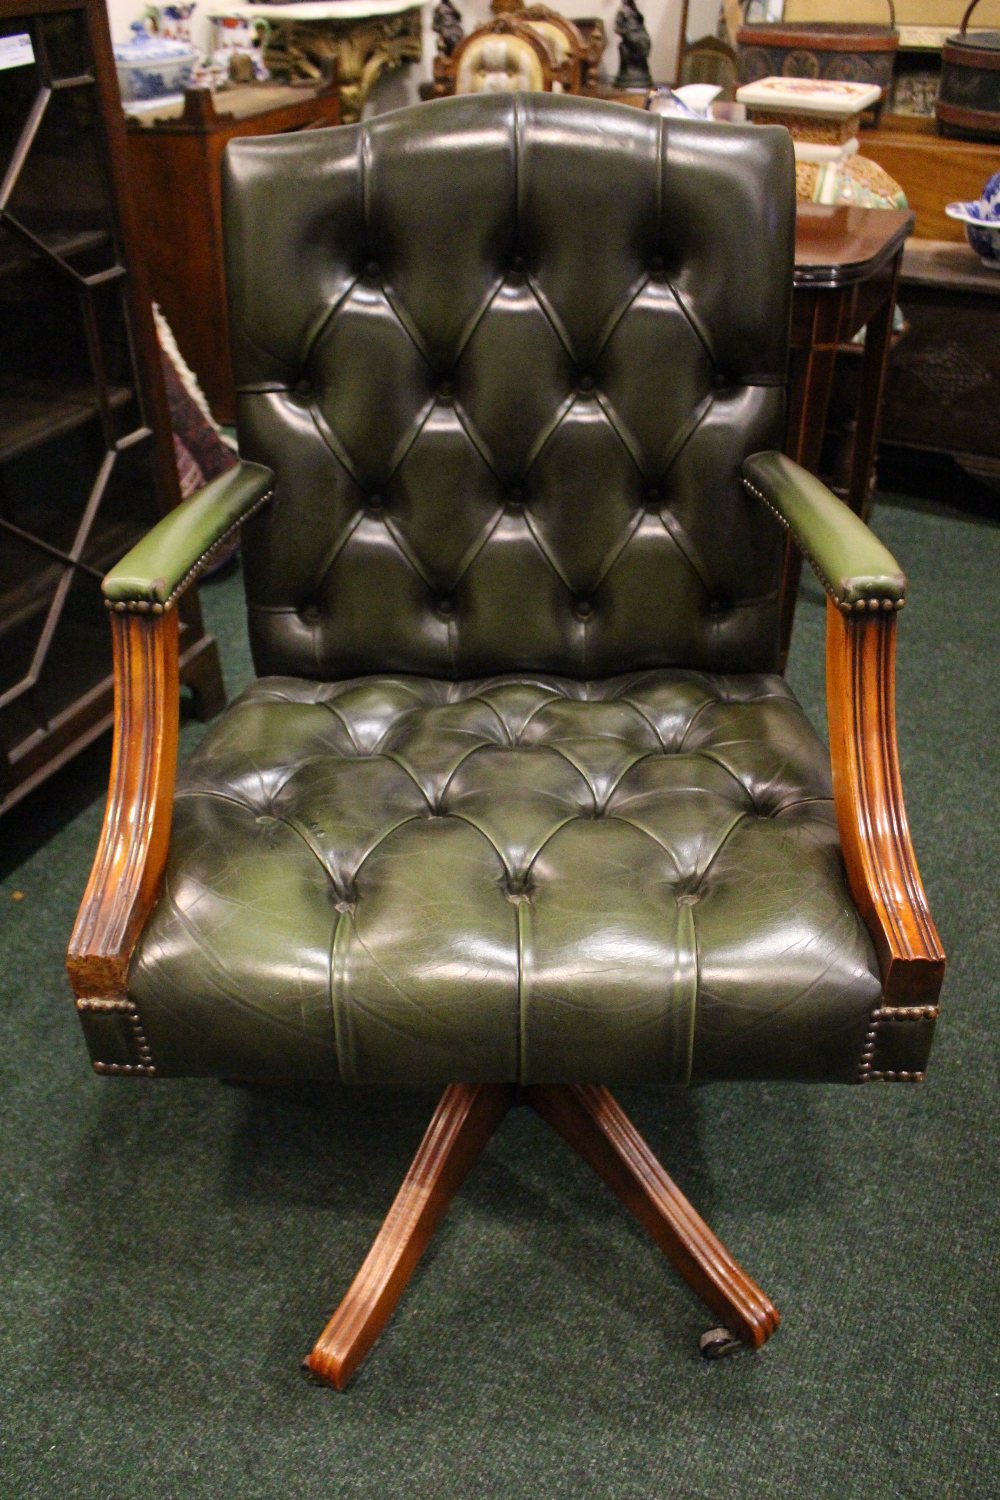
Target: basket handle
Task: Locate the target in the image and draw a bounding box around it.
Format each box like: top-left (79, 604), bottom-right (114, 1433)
top-left (958, 0), bottom-right (982, 34)
top-left (740, 0), bottom-right (896, 24)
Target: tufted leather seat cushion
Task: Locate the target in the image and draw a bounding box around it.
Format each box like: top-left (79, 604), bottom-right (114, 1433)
top-left (129, 669), bottom-right (882, 1084)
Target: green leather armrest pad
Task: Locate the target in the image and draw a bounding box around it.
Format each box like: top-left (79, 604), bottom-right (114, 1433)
top-left (103, 462), bottom-right (274, 609)
top-left (742, 451), bottom-right (906, 612)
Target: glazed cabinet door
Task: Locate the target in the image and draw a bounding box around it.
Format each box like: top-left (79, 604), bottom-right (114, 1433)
top-left (0, 0), bottom-right (222, 812)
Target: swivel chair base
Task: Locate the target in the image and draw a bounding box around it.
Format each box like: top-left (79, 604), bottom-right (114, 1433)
top-left (303, 1083), bottom-right (779, 1390)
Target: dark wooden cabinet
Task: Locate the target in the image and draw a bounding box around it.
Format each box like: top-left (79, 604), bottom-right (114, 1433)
top-left (0, 0), bottom-right (224, 816)
top-left (845, 120), bottom-right (999, 501)
top-left (881, 239), bottom-right (1000, 492)
top-left (125, 82), bottom-right (341, 424)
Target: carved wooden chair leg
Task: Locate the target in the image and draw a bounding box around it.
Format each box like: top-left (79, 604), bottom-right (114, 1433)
top-left (526, 1083), bottom-right (779, 1354)
top-left (304, 1081), bottom-right (514, 1390)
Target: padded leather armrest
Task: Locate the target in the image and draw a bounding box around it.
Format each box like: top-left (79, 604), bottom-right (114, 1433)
top-left (103, 461), bottom-right (274, 611)
top-left (742, 451), bottom-right (906, 614)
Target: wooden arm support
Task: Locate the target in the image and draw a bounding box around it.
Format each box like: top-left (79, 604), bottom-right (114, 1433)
top-left (66, 467), bottom-right (273, 1068)
top-left (825, 599), bottom-right (945, 1017)
top-left (741, 456), bottom-right (943, 1048)
top-left (66, 610), bottom-right (179, 1069)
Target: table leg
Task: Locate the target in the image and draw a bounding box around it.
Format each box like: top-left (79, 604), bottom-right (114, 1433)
top-left (844, 255), bottom-right (902, 522)
top-left (781, 304), bottom-right (842, 670)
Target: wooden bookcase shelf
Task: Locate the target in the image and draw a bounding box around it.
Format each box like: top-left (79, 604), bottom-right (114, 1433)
top-left (0, 379), bottom-right (135, 463)
top-left (0, 0), bottom-right (224, 816)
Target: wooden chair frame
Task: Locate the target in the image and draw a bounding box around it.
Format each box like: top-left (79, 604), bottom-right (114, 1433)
top-left (513, 6), bottom-right (591, 94)
top-left (430, 17), bottom-right (564, 99)
top-left (678, 33), bottom-right (739, 94)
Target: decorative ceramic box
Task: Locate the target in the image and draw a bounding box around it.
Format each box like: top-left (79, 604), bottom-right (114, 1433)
top-left (736, 75), bottom-right (884, 140)
top-left (113, 24), bottom-right (198, 101)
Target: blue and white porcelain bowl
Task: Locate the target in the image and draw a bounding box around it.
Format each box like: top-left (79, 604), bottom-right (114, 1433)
top-left (114, 25), bottom-right (197, 102)
top-left (946, 172), bottom-right (1000, 270)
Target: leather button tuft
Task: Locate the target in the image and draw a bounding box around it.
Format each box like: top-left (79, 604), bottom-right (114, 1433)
top-left (503, 874), bottom-right (533, 902)
top-left (574, 599), bottom-right (593, 620)
top-left (364, 258), bottom-right (380, 279)
top-left (335, 883), bottom-right (358, 914)
top-left (712, 372), bottom-right (730, 390)
top-left (676, 891), bottom-right (701, 907)
top-left (649, 254), bottom-right (665, 273)
top-left (511, 254), bottom-right (526, 274)
top-left (301, 604), bottom-right (322, 624)
top-left (438, 380), bottom-right (453, 403)
top-left (436, 597), bottom-right (455, 618)
top-left (646, 485), bottom-right (662, 509)
top-left (366, 493), bottom-right (383, 513)
top-left (507, 486), bottom-right (526, 510)
top-left (293, 378), bottom-right (312, 398)
top-left (577, 374), bottom-right (595, 395)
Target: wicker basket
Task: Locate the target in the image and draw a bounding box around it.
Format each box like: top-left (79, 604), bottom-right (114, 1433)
top-left (736, 75), bottom-right (884, 139)
top-left (745, 106), bottom-right (864, 142)
top-left (736, 0), bottom-right (898, 114)
top-left (936, 0), bottom-right (1000, 139)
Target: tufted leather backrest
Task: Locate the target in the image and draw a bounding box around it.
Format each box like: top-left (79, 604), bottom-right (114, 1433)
top-left (223, 94), bottom-right (795, 680)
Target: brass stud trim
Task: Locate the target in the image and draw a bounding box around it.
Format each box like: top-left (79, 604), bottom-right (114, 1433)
top-left (860, 1070), bottom-right (925, 1084)
top-left (104, 488), bottom-right (274, 614)
top-left (857, 1004), bottom-right (938, 1081)
top-left (80, 997), bottom-right (158, 1076)
top-left (93, 1061), bottom-right (157, 1077)
top-left (872, 1004), bottom-right (940, 1022)
top-left (741, 476), bottom-right (905, 615)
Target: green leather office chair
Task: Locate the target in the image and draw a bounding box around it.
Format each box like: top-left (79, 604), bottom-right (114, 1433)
top-left (68, 94), bottom-right (944, 1389)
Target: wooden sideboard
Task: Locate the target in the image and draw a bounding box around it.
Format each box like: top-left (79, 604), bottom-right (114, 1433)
top-left (881, 239), bottom-right (1000, 492)
top-left (126, 82), bottom-right (341, 424)
top-left (860, 116), bottom-right (998, 241)
top-left (829, 121), bottom-right (1000, 504)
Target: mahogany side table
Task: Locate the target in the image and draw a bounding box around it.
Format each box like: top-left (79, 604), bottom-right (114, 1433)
top-left (126, 83), bottom-right (341, 424)
top-left (781, 203), bottom-right (914, 662)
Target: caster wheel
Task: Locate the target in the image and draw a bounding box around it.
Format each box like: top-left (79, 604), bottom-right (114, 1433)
top-left (699, 1327), bottom-right (743, 1360)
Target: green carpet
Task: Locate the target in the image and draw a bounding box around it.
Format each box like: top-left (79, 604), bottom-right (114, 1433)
top-left (2, 494), bottom-right (997, 1499)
